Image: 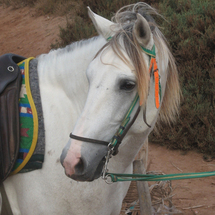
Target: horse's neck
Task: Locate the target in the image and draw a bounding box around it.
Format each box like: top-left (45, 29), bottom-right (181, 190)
top-left (35, 36), bottom-right (107, 156)
top-left (37, 36), bottom-right (106, 106)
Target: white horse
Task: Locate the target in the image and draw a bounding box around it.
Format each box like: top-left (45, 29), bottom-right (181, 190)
top-left (3, 3), bottom-right (180, 215)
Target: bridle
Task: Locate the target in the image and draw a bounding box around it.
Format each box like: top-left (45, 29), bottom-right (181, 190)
top-left (70, 93), bottom-right (140, 156)
top-left (70, 42), bottom-right (161, 179)
top-left (70, 93), bottom-right (141, 180)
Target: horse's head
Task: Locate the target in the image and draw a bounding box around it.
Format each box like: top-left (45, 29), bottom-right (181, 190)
top-left (60, 4), bottom-right (180, 182)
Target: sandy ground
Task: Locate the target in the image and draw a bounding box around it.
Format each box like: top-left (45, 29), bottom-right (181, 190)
top-left (0, 5), bottom-right (215, 215)
top-left (0, 5), bottom-right (66, 57)
top-left (148, 143), bottom-right (215, 215)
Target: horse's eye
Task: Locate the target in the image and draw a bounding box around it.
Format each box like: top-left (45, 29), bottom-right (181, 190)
top-left (120, 80), bottom-right (136, 91)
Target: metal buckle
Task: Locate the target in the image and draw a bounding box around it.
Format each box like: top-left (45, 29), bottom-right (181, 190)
top-left (7, 66), bottom-right (14, 72)
top-left (102, 143), bottom-right (114, 181)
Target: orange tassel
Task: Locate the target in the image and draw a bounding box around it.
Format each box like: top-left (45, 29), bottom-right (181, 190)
top-left (149, 58), bottom-right (160, 109)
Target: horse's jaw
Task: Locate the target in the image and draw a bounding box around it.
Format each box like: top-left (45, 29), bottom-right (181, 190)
top-left (60, 139), bottom-right (108, 182)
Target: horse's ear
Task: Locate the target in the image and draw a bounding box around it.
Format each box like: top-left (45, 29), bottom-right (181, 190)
top-left (88, 7), bottom-right (116, 39)
top-left (133, 13), bottom-right (154, 50)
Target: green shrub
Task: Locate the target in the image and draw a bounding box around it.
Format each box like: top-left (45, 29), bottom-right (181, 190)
top-left (149, 0), bottom-right (215, 156)
top-left (52, 0), bottom-right (157, 48)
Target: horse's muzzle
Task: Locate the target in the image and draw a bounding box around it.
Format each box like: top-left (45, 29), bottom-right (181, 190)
top-left (60, 139), bottom-right (108, 181)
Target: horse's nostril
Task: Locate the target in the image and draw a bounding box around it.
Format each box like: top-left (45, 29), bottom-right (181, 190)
top-left (75, 158), bottom-right (85, 174)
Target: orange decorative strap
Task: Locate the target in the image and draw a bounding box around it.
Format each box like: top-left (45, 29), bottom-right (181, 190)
top-left (149, 57), bottom-right (160, 109)
top-left (142, 44), bottom-right (161, 109)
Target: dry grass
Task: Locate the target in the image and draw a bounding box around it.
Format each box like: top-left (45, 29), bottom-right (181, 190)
top-left (120, 171), bottom-right (182, 215)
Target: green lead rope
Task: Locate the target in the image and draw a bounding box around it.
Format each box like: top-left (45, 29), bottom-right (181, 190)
top-left (107, 171), bottom-right (215, 182)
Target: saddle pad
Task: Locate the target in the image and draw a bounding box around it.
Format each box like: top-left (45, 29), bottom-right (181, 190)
top-left (11, 58), bottom-right (44, 174)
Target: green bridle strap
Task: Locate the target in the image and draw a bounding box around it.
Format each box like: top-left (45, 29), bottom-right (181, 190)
top-left (106, 36), bottom-right (112, 41)
top-left (109, 93), bottom-right (139, 149)
top-left (107, 36), bottom-right (156, 58)
top-left (106, 39), bottom-right (161, 154)
top-left (107, 171), bottom-right (215, 182)
top-left (141, 44), bottom-right (156, 58)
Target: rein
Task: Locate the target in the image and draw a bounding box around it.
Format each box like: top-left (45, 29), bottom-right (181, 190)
top-left (105, 171), bottom-right (215, 183)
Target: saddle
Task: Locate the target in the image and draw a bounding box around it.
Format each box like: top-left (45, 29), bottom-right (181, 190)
top-left (0, 53), bottom-right (26, 183)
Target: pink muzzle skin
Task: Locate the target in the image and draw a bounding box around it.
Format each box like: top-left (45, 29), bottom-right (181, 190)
top-left (60, 138), bottom-right (108, 181)
top-left (60, 139), bottom-right (82, 177)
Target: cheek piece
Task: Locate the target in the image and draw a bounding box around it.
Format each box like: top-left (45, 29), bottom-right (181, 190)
top-left (70, 93), bottom-right (140, 156)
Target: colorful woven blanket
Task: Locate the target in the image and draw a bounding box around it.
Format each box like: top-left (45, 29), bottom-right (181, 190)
top-left (11, 58), bottom-right (45, 174)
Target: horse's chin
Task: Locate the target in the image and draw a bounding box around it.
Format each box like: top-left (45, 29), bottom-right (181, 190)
top-left (70, 173), bottom-right (100, 182)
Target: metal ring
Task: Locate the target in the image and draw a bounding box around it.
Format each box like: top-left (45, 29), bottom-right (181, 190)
top-left (7, 66), bottom-right (14, 72)
top-left (104, 174), bottom-right (113, 184)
